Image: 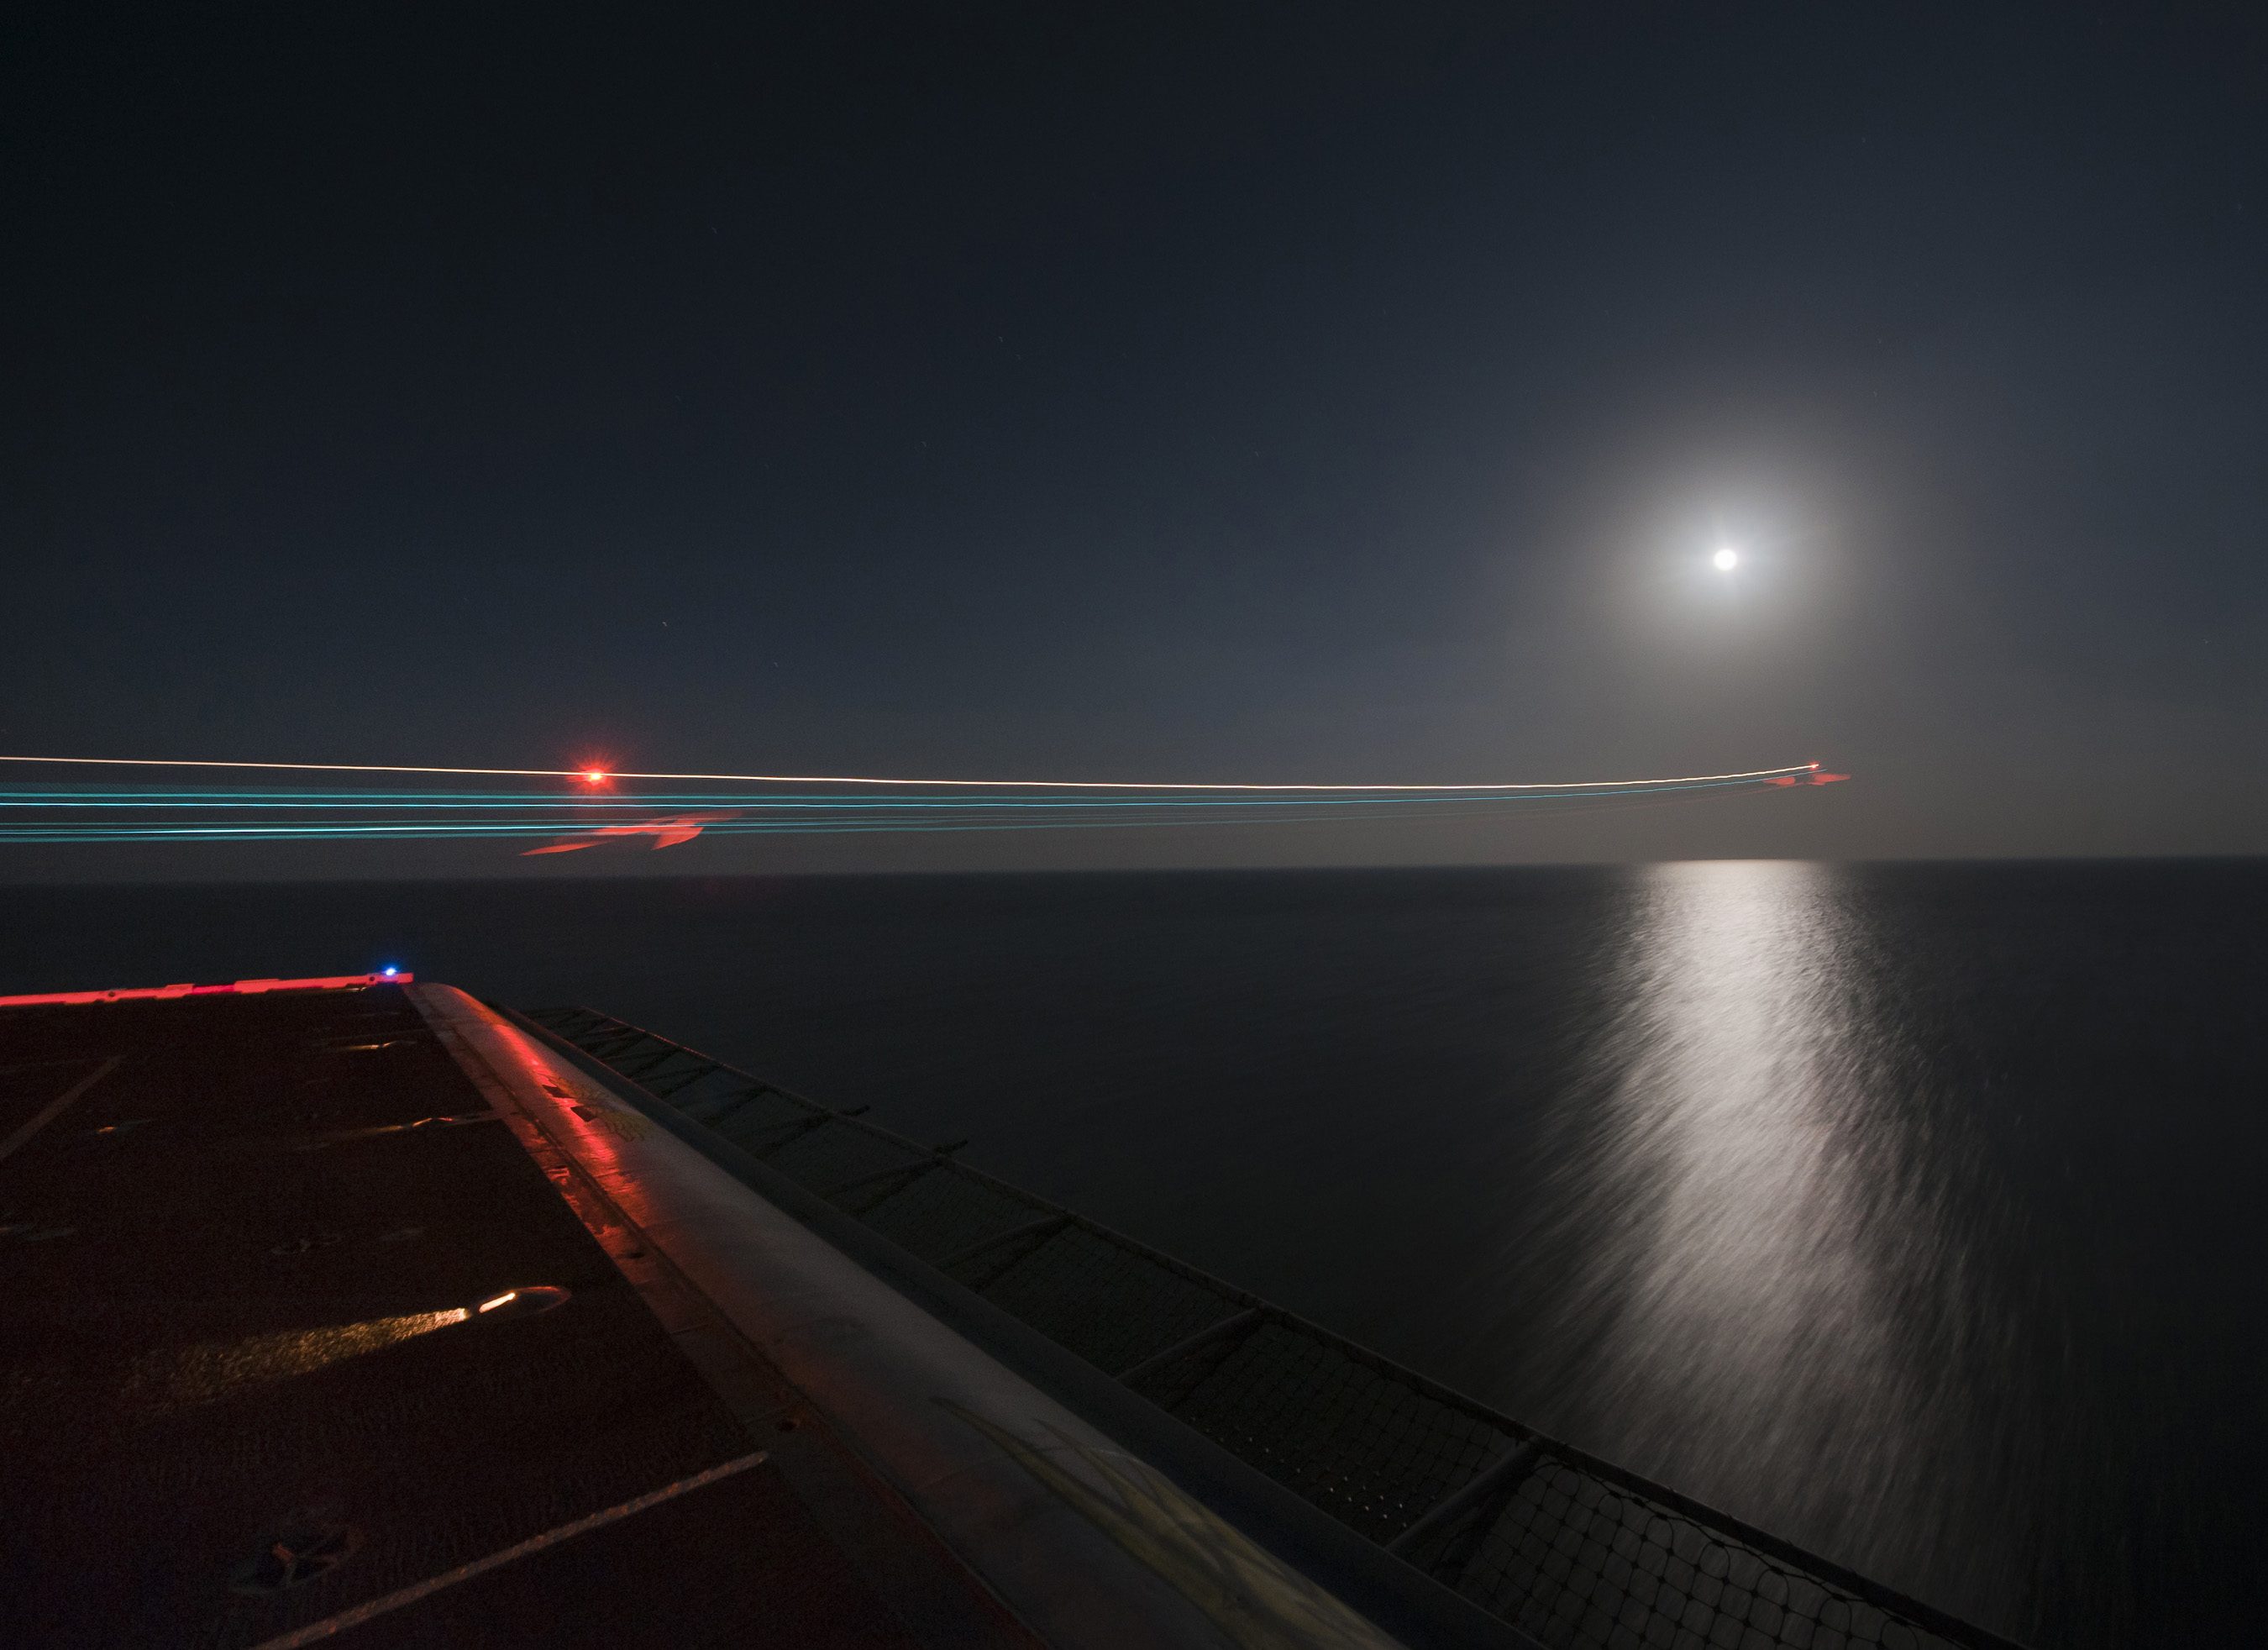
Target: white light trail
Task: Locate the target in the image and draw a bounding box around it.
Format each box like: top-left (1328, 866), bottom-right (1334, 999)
top-left (0, 752), bottom-right (1817, 793)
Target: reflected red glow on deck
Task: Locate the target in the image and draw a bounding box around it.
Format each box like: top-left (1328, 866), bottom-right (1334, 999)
top-left (480, 1016), bottom-right (641, 1185)
top-left (0, 972), bottom-right (412, 1008)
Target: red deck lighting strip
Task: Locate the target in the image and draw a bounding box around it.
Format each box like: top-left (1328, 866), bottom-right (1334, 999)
top-left (0, 971), bottom-right (412, 1008)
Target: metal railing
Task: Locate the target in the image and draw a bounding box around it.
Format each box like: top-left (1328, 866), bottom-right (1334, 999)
top-left (520, 1002), bottom-right (2028, 1650)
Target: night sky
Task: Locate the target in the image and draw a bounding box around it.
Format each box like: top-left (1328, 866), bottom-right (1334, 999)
top-left (5, 6), bottom-right (2263, 876)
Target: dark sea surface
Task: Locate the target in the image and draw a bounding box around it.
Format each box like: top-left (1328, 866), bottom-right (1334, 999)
top-left (6, 860), bottom-right (2263, 1647)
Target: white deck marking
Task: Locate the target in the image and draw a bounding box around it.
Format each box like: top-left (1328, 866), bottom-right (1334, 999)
top-left (0, 1056), bottom-right (122, 1169)
top-left (244, 1451), bottom-right (769, 1648)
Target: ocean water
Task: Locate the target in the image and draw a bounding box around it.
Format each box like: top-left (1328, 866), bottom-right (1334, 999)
top-left (6, 859), bottom-right (2262, 1647)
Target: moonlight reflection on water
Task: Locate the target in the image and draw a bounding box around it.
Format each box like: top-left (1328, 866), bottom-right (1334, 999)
top-left (1544, 861), bottom-right (2000, 1612)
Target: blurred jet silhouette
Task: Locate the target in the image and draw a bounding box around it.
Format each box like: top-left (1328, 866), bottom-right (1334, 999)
top-left (1763, 773), bottom-right (1850, 787)
top-left (521, 812), bottom-right (737, 855)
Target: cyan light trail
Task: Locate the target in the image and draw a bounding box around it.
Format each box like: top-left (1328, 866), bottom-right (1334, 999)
top-left (0, 786), bottom-right (1797, 845)
top-left (0, 777), bottom-right (1777, 811)
top-left (0, 807), bottom-right (1733, 844)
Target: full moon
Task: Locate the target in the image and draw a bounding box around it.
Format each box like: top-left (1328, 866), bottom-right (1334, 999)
top-left (1712, 547), bottom-right (1739, 571)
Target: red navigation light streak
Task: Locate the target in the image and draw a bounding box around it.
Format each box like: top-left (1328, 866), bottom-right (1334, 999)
top-left (520, 812), bottom-right (737, 855)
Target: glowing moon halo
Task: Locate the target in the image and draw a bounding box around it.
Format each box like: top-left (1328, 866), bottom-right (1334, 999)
top-left (1712, 547), bottom-right (1740, 572)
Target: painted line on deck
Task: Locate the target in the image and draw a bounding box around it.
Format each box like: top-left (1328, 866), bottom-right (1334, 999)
top-left (0, 1055), bottom-right (122, 1169)
top-left (244, 1451), bottom-right (769, 1649)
